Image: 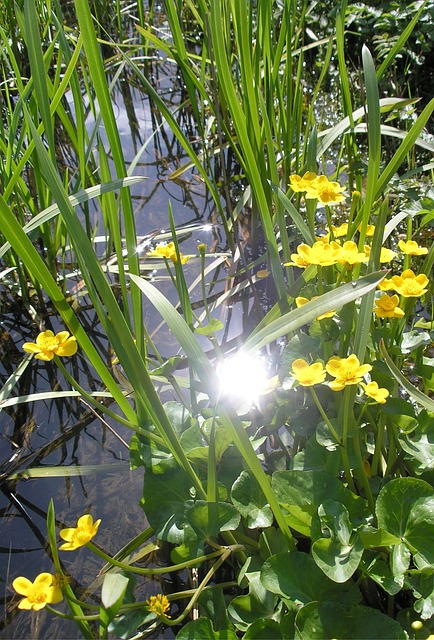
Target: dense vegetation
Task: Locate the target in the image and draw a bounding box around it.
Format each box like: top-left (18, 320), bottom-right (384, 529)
top-left (1, 0), bottom-right (434, 638)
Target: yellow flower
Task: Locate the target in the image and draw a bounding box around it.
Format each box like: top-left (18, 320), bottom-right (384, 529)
top-left (305, 175), bottom-right (346, 205)
top-left (390, 269), bottom-right (430, 297)
top-left (295, 296), bottom-right (335, 320)
top-left (331, 223), bottom-right (348, 238)
top-left (357, 223), bottom-right (375, 237)
top-left (326, 354), bottom-right (372, 391)
top-left (146, 594), bottom-right (171, 618)
top-left (398, 240), bottom-right (428, 256)
top-left (360, 381), bottom-right (389, 404)
top-left (285, 241), bottom-right (341, 267)
top-left (289, 171), bottom-right (317, 192)
top-left (373, 294), bottom-right (405, 318)
top-left (59, 514), bottom-right (101, 551)
top-left (22, 330), bottom-right (77, 361)
top-left (291, 359), bottom-right (327, 386)
top-left (147, 241), bottom-right (190, 264)
top-left (364, 245), bottom-right (397, 263)
top-left (315, 233), bottom-right (331, 244)
top-left (12, 573), bottom-right (63, 611)
top-left (335, 240), bottom-right (367, 266)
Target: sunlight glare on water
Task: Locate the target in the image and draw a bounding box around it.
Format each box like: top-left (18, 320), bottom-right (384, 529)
top-left (216, 352), bottom-right (271, 409)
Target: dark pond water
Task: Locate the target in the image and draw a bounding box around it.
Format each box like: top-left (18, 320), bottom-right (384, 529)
top-left (0, 46), bottom-right (234, 636)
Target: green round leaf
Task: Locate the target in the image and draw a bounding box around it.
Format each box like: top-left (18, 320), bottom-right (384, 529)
top-left (405, 496), bottom-right (434, 563)
top-left (295, 602), bottom-right (406, 639)
top-left (376, 477), bottom-right (433, 539)
top-left (231, 470), bottom-right (274, 529)
top-left (260, 551), bottom-right (361, 605)
top-left (244, 619), bottom-right (282, 639)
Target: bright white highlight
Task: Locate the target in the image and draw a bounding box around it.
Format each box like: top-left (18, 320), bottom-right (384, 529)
top-left (216, 352), bottom-right (269, 408)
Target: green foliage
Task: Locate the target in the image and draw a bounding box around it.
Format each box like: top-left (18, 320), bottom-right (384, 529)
top-left (2, 0), bottom-right (434, 638)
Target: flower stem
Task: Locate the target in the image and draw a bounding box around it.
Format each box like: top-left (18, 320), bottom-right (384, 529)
top-left (310, 387), bottom-right (342, 446)
top-left (86, 540), bottom-right (230, 576)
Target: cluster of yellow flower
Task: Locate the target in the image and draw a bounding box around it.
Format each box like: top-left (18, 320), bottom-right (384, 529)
top-left (12, 514), bottom-right (100, 610)
top-left (289, 172), bottom-right (346, 205)
top-left (287, 238), bottom-right (428, 271)
top-left (12, 514), bottom-right (170, 618)
top-left (291, 354), bottom-right (389, 403)
top-left (146, 240), bottom-right (191, 264)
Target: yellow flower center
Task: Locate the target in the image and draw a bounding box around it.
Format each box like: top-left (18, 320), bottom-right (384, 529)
top-left (40, 336), bottom-right (61, 352)
top-left (71, 526), bottom-right (93, 546)
top-left (27, 584), bottom-right (49, 604)
top-left (147, 594), bottom-right (171, 617)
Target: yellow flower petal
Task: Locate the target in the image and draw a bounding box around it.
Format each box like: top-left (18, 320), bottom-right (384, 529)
top-left (22, 329), bottom-right (77, 360)
top-left (59, 514), bottom-right (101, 551)
top-left (398, 240), bottom-right (428, 256)
top-left (12, 576), bottom-right (33, 596)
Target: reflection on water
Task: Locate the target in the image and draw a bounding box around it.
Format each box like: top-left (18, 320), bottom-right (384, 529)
top-left (0, 48), bottom-right (219, 639)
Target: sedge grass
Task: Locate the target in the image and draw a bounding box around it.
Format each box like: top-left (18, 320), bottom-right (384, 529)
top-left (1, 1), bottom-right (434, 637)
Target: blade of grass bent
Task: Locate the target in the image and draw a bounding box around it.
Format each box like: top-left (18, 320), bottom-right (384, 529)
top-left (243, 271), bottom-right (386, 354)
top-left (380, 341), bottom-right (434, 413)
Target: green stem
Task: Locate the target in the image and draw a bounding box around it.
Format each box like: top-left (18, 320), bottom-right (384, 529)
top-left (45, 605), bottom-right (99, 621)
top-left (163, 547), bottom-right (233, 626)
top-left (310, 387), bottom-right (342, 445)
top-left (353, 429), bottom-right (375, 515)
top-left (86, 540), bottom-right (230, 576)
top-left (341, 386), bottom-right (356, 492)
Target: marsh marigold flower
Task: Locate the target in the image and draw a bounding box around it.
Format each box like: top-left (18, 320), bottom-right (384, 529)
top-left (364, 245), bottom-right (397, 263)
top-left (295, 296), bottom-right (335, 320)
top-left (326, 354), bottom-right (372, 391)
top-left (291, 359), bottom-right (327, 386)
top-left (360, 381), bottom-right (389, 404)
top-left (289, 171), bottom-right (317, 192)
top-left (305, 175), bottom-right (346, 206)
top-left (147, 241), bottom-right (190, 264)
top-left (22, 330), bottom-right (77, 361)
top-left (336, 240), bottom-right (367, 266)
top-left (331, 223), bottom-right (348, 238)
top-left (59, 514), bottom-right (101, 551)
top-left (286, 241), bottom-right (340, 268)
top-left (373, 294), bottom-right (405, 319)
top-left (146, 594), bottom-right (171, 618)
top-left (12, 573), bottom-right (63, 611)
top-left (398, 240), bottom-right (428, 256)
top-left (379, 269), bottom-right (430, 297)
top-left (358, 223), bottom-right (375, 237)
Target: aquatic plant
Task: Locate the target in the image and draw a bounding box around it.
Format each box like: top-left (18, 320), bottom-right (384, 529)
top-left (1, 0), bottom-right (434, 639)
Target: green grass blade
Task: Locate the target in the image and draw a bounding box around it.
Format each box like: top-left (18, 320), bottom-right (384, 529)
top-left (243, 271), bottom-right (386, 354)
